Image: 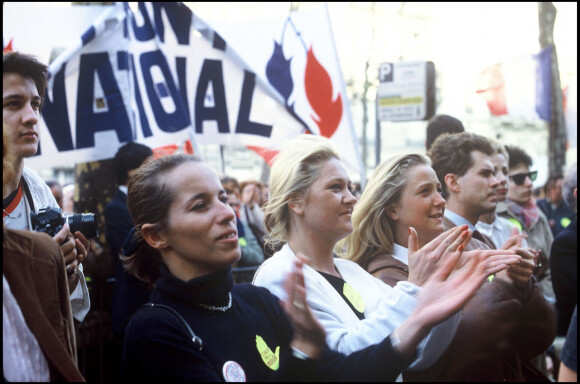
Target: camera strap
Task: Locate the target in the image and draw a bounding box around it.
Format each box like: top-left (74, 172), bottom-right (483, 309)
top-left (21, 177), bottom-right (36, 212)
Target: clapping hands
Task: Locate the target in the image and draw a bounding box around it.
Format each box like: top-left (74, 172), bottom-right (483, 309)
top-left (282, 252), bottom-right (327, 360)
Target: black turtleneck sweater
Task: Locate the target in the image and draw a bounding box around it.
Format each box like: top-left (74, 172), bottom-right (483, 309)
top-left (122, 264), bottom-right (410, 381)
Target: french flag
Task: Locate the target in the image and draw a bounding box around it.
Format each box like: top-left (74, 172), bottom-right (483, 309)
top-left (476, 45), bottom-right (552, 121)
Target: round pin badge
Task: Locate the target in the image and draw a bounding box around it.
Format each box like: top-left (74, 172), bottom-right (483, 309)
top-left (222, 360), bottom-right (246, 382)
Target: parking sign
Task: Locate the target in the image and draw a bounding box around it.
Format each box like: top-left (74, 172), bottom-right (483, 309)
top-left (377, 61), bottom-right (435, 121)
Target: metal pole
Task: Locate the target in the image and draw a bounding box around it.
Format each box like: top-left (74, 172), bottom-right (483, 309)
top-left (375, 90), bottom-right (381, 167)
top-left (219, 145), bottom-right (225, 174)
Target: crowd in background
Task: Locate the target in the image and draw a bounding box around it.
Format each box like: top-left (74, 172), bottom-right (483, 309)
top-left (3, 50), bottom-right (577, 382)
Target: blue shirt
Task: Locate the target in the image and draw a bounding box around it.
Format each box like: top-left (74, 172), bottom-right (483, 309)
top-left (444, 210), bottom-right (475, 231)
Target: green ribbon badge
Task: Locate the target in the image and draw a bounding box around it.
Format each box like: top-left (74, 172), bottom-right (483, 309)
top-left (561, 217), bottom-right (571, 229)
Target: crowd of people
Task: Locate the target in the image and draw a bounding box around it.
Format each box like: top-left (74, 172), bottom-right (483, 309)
top-left (3, 50), bottom-right (577, 382)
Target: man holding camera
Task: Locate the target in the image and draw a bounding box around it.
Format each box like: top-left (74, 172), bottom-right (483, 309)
top-left (3, 51), bottom-right (90, 322)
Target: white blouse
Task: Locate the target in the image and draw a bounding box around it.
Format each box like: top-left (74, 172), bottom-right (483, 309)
top-left (253, 243), bottom-right (460, 371)
top-left (3, 275), bottom-right (50, 382)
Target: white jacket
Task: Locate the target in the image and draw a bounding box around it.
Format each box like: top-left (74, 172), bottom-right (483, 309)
top-left (10, 168), bottom-right (90, 322)
top-left (253, 243), bottom-right (460, 370)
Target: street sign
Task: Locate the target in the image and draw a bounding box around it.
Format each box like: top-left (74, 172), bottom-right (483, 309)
top-left (377, 60), bottom-right (435, 122)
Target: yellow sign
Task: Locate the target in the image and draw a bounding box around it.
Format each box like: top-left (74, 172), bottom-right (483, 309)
top-left (343, 283), bottom-right (365, 313)
top-left (255, 335), bottom-right (280, 371)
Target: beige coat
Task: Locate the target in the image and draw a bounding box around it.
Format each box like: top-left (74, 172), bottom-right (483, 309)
top-left (3, 226), bottom-right (85, 382)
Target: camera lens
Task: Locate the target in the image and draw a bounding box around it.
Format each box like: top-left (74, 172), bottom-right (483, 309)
top-left (66, 213), bottom-right (99, 238)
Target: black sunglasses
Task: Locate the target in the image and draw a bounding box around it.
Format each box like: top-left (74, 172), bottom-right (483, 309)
top-left (509, 171), bottom-right (538, 185)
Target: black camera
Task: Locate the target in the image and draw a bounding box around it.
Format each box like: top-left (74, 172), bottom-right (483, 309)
top-left (31, 207), bottom-right (99, 239)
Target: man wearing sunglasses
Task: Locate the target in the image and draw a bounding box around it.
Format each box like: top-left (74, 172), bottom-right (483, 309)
top-left (498, 145), bottom-right (555, 307)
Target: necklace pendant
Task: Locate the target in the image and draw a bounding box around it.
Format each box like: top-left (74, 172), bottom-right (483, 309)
top-left (196, 292), bottom-right (233, 312)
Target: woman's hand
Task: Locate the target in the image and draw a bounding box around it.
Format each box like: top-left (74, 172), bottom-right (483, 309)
top-left (392, 241), bottom-right (520, 358)
top-left (417, 246), bottom-right (519, 324)
top-left (282, 252), bottom-right (327, 360)
top-left (459, 248), bottom-right (522, 278)
top-left (406, 225), bottom-right (470, 286)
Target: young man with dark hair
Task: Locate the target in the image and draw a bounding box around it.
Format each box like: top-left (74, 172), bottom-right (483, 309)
top-left (3, 51), bottom-right (90, 321)
top-left (428, 131), bottom-right (499, 250)
top-left (497, 145), bottom-right (555, 304)
top-left (4, 125), bottom-right (85, 382)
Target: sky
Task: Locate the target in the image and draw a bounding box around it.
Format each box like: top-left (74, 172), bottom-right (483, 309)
top-left (188, 2), bottom-right (577, 114)
top-left (187, 3), bottom-right (576, 78)
top-left (12, 2), bottom-right (575, 95)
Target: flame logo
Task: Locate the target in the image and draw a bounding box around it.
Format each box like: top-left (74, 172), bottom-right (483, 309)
top-left (251, 15), bottom-right (344, 163)
top-left (266, 41), bottom-right (294, 102)
top-left (304, 46), bottom-right (342, 138)
top-left (265, 16), bottom-right (343, 138)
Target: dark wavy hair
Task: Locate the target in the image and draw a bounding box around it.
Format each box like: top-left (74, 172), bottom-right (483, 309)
top-left (3, 52), bottom-right (48, 112)
top-left (505, 145), bottom-right (533, 169)
top-left (428, 132), bottom-right (495, 199)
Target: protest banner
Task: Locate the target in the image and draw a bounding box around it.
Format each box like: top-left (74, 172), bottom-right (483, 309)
top-left (7, 2), bottom-right (363, 180)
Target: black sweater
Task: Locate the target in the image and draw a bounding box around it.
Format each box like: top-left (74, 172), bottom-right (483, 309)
top-left (122, 264), bottom-right (411, 381)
